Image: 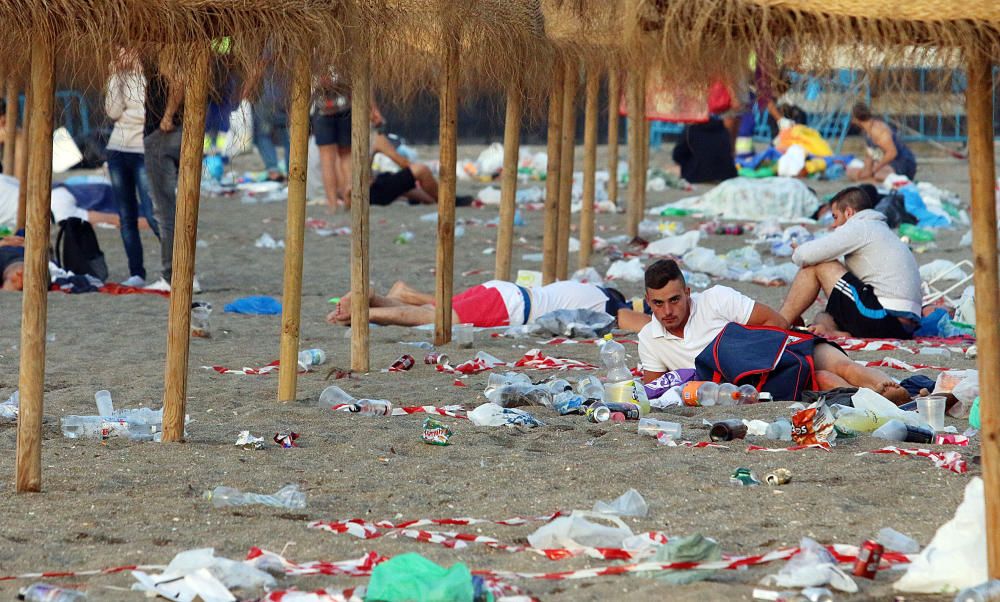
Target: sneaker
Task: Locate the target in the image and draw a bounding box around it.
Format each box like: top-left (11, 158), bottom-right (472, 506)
top-left (120, 275), bottom-right (146, 288)
top-left (144, 277), bottom-right (171, 292)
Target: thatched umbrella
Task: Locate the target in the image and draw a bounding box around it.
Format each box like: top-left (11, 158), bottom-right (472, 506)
top-left (627, 0), bottom-right (1000, 576)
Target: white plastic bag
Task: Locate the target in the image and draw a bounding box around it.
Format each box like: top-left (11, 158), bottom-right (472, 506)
top-left (761, 537), bottom-right (858, 593)
top-left (777, 144), bottom-right (806, 177)
top-left (919, 259), bottom-right (968, 283)
top-left (682, 247), bottom-right (728, 277)
top-left (606, 258), bottom-right (645, 282)
top-left (528, 511), bottom-right (633, 550)
top-left (647, 231), bottom-right (701, 257)
top-left (956, 286), bottom-right (976, 326)
top-left (592, 489), bottom-right (648, 517)
top-left (224, 100), bottom-right (254, 158)
top-left (894, 478), bottom-right (986, 593)
top-left (475, 143), bottom-right (505, 176)
top-left (852, 388), bottom-right (927, 428)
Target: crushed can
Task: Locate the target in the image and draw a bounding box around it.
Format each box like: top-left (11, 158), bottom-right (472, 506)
top-left (388, 354), bottom-right (416, 372)
top-left (424, 352), bottom-right (449, 365)
top-left (765, 468), bottom-right (792, 486)
top-left (729, 467), bottom-right (761, 486)
top-left (586, 402), bottom-right (640, 423)
top-left (273, 432), bottom-right (300, 448)
top-left (853, 539), bottom-right (884, 579)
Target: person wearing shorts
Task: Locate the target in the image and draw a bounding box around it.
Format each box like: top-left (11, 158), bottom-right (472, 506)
top-left (779, 186), bottom-right (922, 339)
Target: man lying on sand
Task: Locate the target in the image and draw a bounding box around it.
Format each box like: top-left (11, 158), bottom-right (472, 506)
top-left (779, 186), bottom-right (922, 340)
top-left (638, 259), bottom-right (911, 404)
top-left (327, 279), bottom-right (652, 332)
top-left (0, 234), bottom-right (25, 291)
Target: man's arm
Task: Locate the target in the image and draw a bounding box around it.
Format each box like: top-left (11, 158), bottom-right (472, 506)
top-left (617, 308), bottom-right (651, 333)
top-left (868, 122), bottom-right (898, 175)
top-left (372, 133), bottom-right (410, 170)
top-left (746, 302), bottom-right (790, 329)
top-left (791, 223), bottom-right (864, 267)
top-left (159, 56), bottom-right (184, 133)
top-left (642, 369), bottom-right (666, 384)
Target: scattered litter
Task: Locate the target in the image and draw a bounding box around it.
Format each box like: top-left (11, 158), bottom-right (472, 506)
top-left (876, 528), bottom-right (920, 554)
top-left (592, 489), bottom-right (648, 517)
top-left (761, 537), bottom-right (858, 593)
top-left (0, 390), bottom-right (18, 422)
top-left (765, 469), bottom-right (792, 486)
top-left (422, 418), bottom-right (453, 445)
top-left (468, 403), bottom-right (544, 427)
top-left (224, 296), bottom-right (282, 315)
top-left (254, 233), bottom-right (285, 249)
top-left (273, 432), bottom-right (300, 448)
top-left (131, 547), bottom-right (276, 601)
top-left (235, 431), bottom-right (265, 450)
top-left (204, 484), bottom-right (306, 509)
top-left (730, 467), bottom-right (761, 486)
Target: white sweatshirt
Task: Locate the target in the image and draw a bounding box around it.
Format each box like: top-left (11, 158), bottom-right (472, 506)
top-left (792, 209), bottom-right (922, 316)
top-left (104, 72), bottom-right (146, 153)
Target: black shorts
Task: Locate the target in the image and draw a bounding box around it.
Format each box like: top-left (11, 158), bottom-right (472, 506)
top-left (825, 271), bottom-right (912, 339)
top-left (370, 168), bottom-right (417, 206)
top-left (312, 109), bottom-right (351, 147)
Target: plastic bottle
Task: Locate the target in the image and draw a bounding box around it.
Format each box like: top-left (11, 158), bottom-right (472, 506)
top-left (899, 223), bottom-right (936, 243)
top-left (832, 405), bottom-right (888, 434)
top-left (680, 381), bottom-right (719, 406)
top-left (765, 418), bottom-right (793, 441)
top-left (0, 390), bottom-right (18, 421)
top-left (600, 334), bottom-right (632, 382)
top-left (872, 419), bottom-right (934, 443)
top-left (954, 580), bottom-right (1000, 602)
top-left (716, 383), bottom-right (740, 406)
top-left (552, 392), bottom-right (586, 415)
top-left (546, 379), bottom-right (573, 394)
top-left (738, 384), bottom-right (760, 404)
top-left (60, 416), bottom-right (130, 440)
top-left (319, 385), bottom-right (355, 406)
top-left (19, 583), bottom-right (87, 601)
top-left (637, 418), bottom-right (682, 440)
top-left (575, 375), bottom-right (605, 402)
top-left (94, 390), bottom-right (114, 417)
top-left (351, 399), bottom-right (393, 416)
top-left (298, 349), bottom-right (326, 370)
top-left (203, 484), bottom-right (306, 509)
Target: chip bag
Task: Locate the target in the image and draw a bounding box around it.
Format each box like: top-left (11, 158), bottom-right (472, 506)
top-left (422, 418), bottom-right (453, 446)
top-left (791, 401), bottom-right (837, 445)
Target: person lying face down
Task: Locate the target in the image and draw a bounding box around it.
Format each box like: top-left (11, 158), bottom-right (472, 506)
top-left (326, 279), bottom-right (652, 332)
top-left (637, 258), bottom-right (911, 404)
top-left (0, 235), bottom-right (25, 291)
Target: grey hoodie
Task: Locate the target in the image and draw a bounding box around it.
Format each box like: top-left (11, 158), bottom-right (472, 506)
top-left (792, 209), bottom-right (922, 316)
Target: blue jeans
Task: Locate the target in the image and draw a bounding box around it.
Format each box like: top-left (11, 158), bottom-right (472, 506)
top-left (107, 149), bottom-right (159, 279)
top-left (253, 100), bottom-right (289, 172)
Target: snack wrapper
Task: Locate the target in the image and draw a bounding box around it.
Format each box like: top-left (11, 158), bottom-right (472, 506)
top-left (236, 430), bottom-right (265, 450)
top-left (791, 401), bottom-right (837, 445)
top-left (274, 431), bottom-right (300, 448)
top-left (422, 418), bottom-right (452, 445)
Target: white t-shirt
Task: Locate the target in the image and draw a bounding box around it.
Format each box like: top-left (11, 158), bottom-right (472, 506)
top-left (0, 177), bottom-right (88, 226)
top-left (638, 285), bottom-right (756, 372)
top-left (477, 280), bottom-right (610, 326)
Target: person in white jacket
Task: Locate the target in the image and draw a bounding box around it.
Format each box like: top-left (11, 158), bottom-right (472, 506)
top-left (779, 186), bottom-right (922, 339)
top-left (105, 50), bottom-right (160, 287)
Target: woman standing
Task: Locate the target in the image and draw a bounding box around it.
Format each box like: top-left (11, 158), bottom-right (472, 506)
top-left (105, 50), bottom-right (160, 286)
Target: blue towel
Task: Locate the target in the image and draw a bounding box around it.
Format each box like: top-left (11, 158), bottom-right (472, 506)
top-left (224, 295), bottom-right (282, 315)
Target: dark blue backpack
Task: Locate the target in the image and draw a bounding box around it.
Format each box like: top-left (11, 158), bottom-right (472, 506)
top-left (695, 323), bottom-right (819, 401)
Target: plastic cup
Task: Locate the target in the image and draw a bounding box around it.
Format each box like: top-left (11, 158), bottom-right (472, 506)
top-left (94, 390), bottom-right (114, 417)
top-left (637, 418), bottom-right (682, 440)
top-left (319, 386), bottom-right (355, 406)
top-left (453, 323), bottom-right (475, 349)
top-left (191, 302), bottom-right (213, 338)
top-left (917, 396), bottom-right (947, 431)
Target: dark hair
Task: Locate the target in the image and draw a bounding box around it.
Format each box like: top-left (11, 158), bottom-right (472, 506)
top-left (830, 186), bottom-right (875, 212)
top-left (852, 102), bottom-right (872, 122)
top-left (644, 259), bottom-right (685, 290)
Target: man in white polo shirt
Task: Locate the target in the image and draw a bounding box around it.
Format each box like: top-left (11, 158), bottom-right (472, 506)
top-left (637, 259), bottom-right (911, 403)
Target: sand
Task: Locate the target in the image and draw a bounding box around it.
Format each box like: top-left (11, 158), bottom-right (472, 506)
top-left (0, 143), bottom-right (985, 601)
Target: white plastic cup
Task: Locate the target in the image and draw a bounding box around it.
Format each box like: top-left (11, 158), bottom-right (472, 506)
top-left (637, 417), bottom-right (682, 440)
top-left (94, 390), bottom-right (114, 417)
top-left (453, 323), bottom-right (475, 349)
top-left (917, 395), bottom-right (947, 431)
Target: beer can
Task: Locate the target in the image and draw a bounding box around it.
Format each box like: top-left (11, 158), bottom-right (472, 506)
top-left (586, 402), bottom-right (640, 423)
top-left (389, 354), bottom-right (416, 372)
top-left (424, 352), bottom-right (448, 365)
top-left (853, 539), bottom-right (884, 579)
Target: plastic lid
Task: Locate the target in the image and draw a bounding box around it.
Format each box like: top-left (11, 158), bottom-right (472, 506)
top-left (603, 334), bottom-right (613, 341)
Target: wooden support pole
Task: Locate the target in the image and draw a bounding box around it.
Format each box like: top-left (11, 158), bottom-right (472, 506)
top-left (494, 87), bottom-right (521, 281)
top-left (579, 66), bottom-right (599, 269)
top-left (3, 77), bottom-right (17, 176)
top-left (555, 61), bottom-right (578, 281)
top-left (637, 71), bottom-right (649, 220)
top-left (966, 49), bottom-right (1000, 577)
top-left (350, 41), bottom-right (372, 371)
top-left (434, 33), bottom-right (460, 346)
top-left (14, 38), bottom-right (54, 493)
top-left (541, 59), bottom-right (564, 285)
top-left (161, 46), bottom-right (210, 442)
top-left (15, 79), bottom-right (30, 231)
top-left (606, 69), bottom-right (620, 207)
top-left (626, 72), bottom-right (642, 238)
top-left (277, 52), bottom-right (313, 401)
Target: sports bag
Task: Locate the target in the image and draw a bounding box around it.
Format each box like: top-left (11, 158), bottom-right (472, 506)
top-left (54, 217), bottom-right (109, 281)
top-left (695, 323), bottom-right (819, 401)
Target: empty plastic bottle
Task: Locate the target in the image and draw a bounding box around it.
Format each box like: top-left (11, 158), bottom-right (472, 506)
top-left (765, 418), bottom-right (793, 441)
top-left (298, 349), bottom-right (326, 371)
top-left (19, 583), bottom-right (87, 601)
top-left (576, 375), bottom-right (605, 402)
top-left (94, 390), bottom-right (114, 417)
top-left (351, 399), bottom-right (393, 416)
top-left (955, 580), bottom-right (1000, 602)
top-left (60, 416), bottom-right (130, 440)
top-left (204, 484), bottom-right (306, 509)
top-left (716, 383), bottom-right (740, 406)
top-left (738, 384), bottom-right (760, 404)
top-left (872, 419), bottom-right (934, 443)
top-left (681, 381), bottom-right (720, 406)
top-left (0, 390), bottom-right (18, 421)
top-left (319, 385), bottom-right (355, 406)
top-left (545, 379), bottom-right (573, 394)
top-left (600, 334), bottom-right (632, 383)
top-left (552, 392), bottom-right (586, 415)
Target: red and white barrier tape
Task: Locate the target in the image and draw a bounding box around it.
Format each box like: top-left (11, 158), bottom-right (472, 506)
top-left (436, 358), bottom-right (500, 375)
top-left (857, 446), bottom-right (967, 474)
top-left (204, 360), bottom-right (282, 375)
top-left (861, 357), bottom-right (948, 372)
top-left (833, 336), bottom-right (972, 354)
top-left (329, 404), bottom-right (468, 419)
top-left (514, 349), bottom-right (598, 371)
top-left (936, 434), bottom-right (969, 446)
top-left (262, 587), bottom-right (363, 602)
top-left (0, 563), bottom-right (167, 583)
top-left (746, 443), bottom-right (833, 452)
top-left (655, 433), bottom-right (728, 448)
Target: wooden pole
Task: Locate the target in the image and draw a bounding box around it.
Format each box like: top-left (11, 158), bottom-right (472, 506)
top-left (966, 49), bottom-right (1000, 578)
top-left (14, 37), bottom-right (54, 493)
top-left (434, 32), bottom-right (460, 346)
top-left (579, 66), bottom-right (599, 269)
top-left (277, 52), bottom-right (313, 401)
top-left (14, 78), bottom-right (30, 231)
top-left (350, 40), bottom-right (372, 371)
top-left (541, 59), bottom-right (564, 285)
top-left (2, 77), bottom-right (17, 176)
top-left (606, 69), bottom-right (620, 207)
top-left (556, 61), bottom-right (578, 281)
top-left (626, 72), bottom-right (642, 238)
top-left (161, 46), bottom-right (210, 442)
top-left (494, 86), bottom-right (521, 281)
top-left (637, 69), bottom-right (649, 221)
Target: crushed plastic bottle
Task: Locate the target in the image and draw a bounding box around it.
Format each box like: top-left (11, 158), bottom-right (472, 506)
top-left (204, 484), bottom-right (306, 509)
top-left (576, 375), bottom-right (605, 402)
top-left (955, 579), bottom-right (1000, 602)
top-left (351, 399), bottom-right (393, 416)
top-left (0, 389), bottom-right (19, 421)
top-left (19, 583), bottom-right (87, 601)
top-left (765, 418), bottom-right (794, 441)
top-left (873, 419), bottom-right (934, 443)
top-left (297, 349), bottom-right (326, 371)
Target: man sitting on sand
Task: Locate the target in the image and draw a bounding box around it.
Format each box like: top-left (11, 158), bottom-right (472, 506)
top-left (638, 258), bottom-right (910, 403)
top-left (778, 186), bottom-right (922, 339)
top-left (0, 233), bottom-right (25, 291)
top-left (327, 279), bottom-right (652, 332)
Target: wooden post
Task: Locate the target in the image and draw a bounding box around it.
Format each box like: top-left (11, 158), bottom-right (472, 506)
top-left (966, 49), bottom-right (1000, 577)
top-left (494, 86), bottom-right (521, 281)
top-left (606, 69), bottom-right (620, 207)
top-left (161, 46), bottom-right (210, 442)
top-left (434, 32), bottom-right (460, 346)
top-left (579, 66), bottom-right (599, 269)
top-left (626, 72), bottom-right (642, 238)
top-left (541, 59), bottom-right (564, 285)
top-left (14, 78), bottom-right (30, 231)
top-left (556, 61), bottom-right (578, 281)
top-left (637, 74), bottom-right (649, 221)
top-left (277, 52), bottom-right (313, 401)
top-left (14, 37), bottom-right (54, 493)
top-left (2, 77), bottom-right (17, 176)
top-left (350, 40), bottom-right (372, 371)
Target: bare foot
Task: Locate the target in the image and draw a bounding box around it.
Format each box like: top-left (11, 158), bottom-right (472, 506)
top-left (325, 308), bottom-right (351, 325)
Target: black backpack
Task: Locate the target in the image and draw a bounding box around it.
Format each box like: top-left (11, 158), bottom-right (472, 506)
top-left (54, 217), bottom-right (108, 281)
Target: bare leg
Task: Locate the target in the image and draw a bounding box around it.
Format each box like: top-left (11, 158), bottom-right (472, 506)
top-left (387, 280), bottom-right (436, 305)
top-left (350, 305), bottom-right (461, 327)
top-left (403, 188), bottom-right (436, 205)
top-left (318, 143), bottom-right (340, 209)
top-left (778, 261), bottom-right (847, 325)
top-left (813, 342), bottom-right (910, 404)
top-left (336, 146), bottom-right (352, 203)
top-left (409, 163), bottom-right (438, 200)
top-left (808, 312), bottom-right (852, 338)
top-left (616, 309), bottom-right (652, 333)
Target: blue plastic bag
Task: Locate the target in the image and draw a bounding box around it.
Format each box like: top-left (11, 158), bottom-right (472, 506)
top-left (224, 296), bottom-right (282, 315)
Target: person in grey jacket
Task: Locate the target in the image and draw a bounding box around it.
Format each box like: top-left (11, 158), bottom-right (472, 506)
top-left (779, 186), bottom-right (922, 339)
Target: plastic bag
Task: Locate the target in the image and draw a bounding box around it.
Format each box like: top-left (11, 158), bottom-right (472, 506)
top-left (791, 400), bottom-right (837, 445)
top-left (606, 258), bottom-right (645, 282)
top-left (777, 144), bottom-right (807, 177)
top-left (571, 267), bottom-right (604, 285)
top-left (223, 296), bottom-right (282, 315)
top-left (894, 478), bottom-right (986, 593)
top-left (682, 247), bottom-right (728, 277)
top-left (920, 259), bottom-right (968, 283)
top-left (761, 537), bottom-right (858, 593)
top-left (592, 489), bottom-right (648, 517)
top-left (366, 553), bottom-right (475, 602)
top-left (528, 511), bottom-right (633, 550)
top-left (534, 309), bottom-right (615, 339)
top-left (468, 403), bottom-right (544, 428)
top-left (646, 230), bottom-right (701, 257)
top-left (852, 388), bottom-right (926, 428)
